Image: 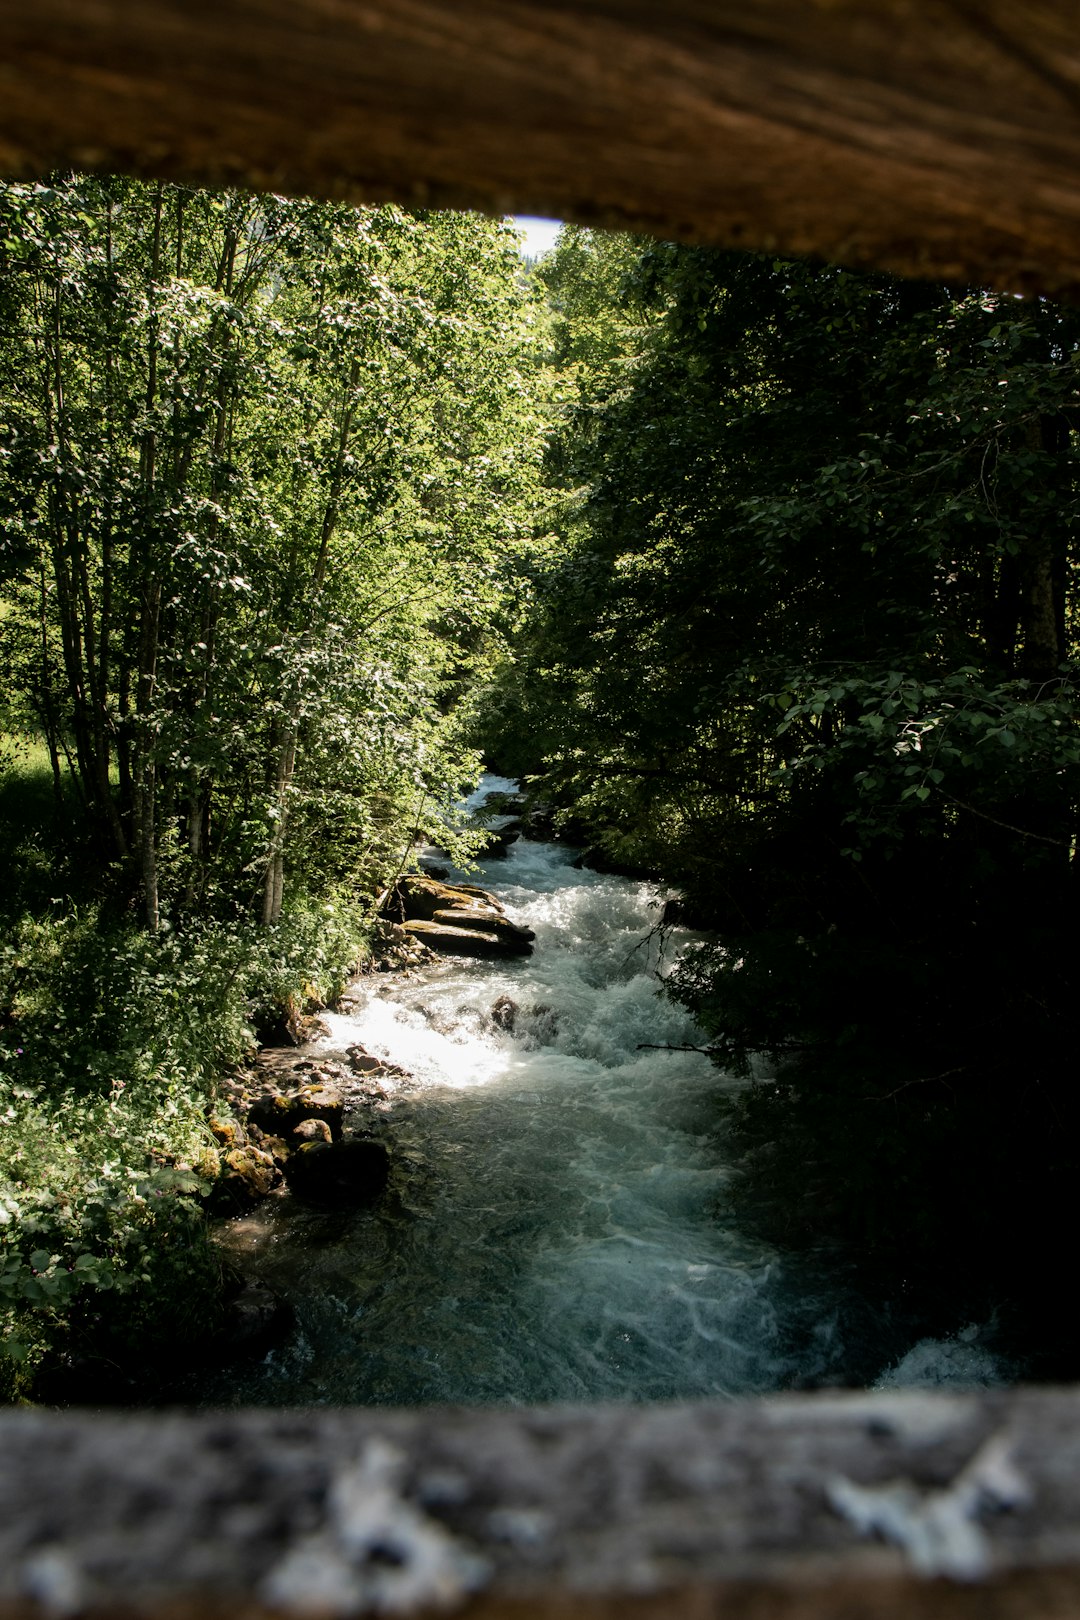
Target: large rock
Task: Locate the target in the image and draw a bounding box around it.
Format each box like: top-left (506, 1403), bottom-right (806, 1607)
top-left (403, 918), bottom-right (533, 958)
top-left (283, 1137), bottom-right (390, 1209)
top-left (431, 906), bottom-right (534, 946)
top-left (394, 875), bottom-right (477, 922)
top-left (210, 1146), bottom-right (280, 1211)
top-left (390, 875), bottom-right (533, 957)
top-left (479, 823), bottom-right (521, 858)
top-left (394, 874), bottom-right (509, 919)
top-left (247, 1084), bottom-right (344, 1141)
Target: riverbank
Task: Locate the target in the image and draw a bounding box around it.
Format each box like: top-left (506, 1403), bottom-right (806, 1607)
top-left (0, 867), bottom-right (375, 1403)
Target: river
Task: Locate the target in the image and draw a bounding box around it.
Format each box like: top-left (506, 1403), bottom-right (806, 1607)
top-left (203, 777), bottom-right (1011, 1406)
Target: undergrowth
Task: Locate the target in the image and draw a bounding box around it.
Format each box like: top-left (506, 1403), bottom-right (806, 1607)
top-left (1, 739), bottom-right (373, 1399)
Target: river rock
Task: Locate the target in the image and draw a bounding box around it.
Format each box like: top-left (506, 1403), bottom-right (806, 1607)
top-left (283, 1136), bottom-right (390, 1208)
top-left (519, 801), bottom-right (587, 843)
top-left (403, 919), bottom-right (533, 958)
top-left (394, 875), bottom-right (501, 922)
top-left (254, 1132), bottom-right (292, 1169)
top-left (247, 1084), bottom-right (344, 1141)
top-left (346, 1047), bottom-right (385, 1074)
top-left (211, 1145), bottom-right (280, 1211)
top-left (491, 995), bottom-right (518, 1032)
top-left (208, 1114), bottom-right (243, 1150)
top-left (345, 1044), bottom-right (410, 1081)
top-left (390, 875), bottom-right (532, 957)
top-left (292, 1117), bottom-right (333, 1144)
top-left (480, 823), bottom-right (521, 858)
top-left (490, 996), bottom-right (557, 1039)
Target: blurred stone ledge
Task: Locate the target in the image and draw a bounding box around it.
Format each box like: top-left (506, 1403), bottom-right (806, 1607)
top-left (4, 1388), bottom-right (1080, 1618)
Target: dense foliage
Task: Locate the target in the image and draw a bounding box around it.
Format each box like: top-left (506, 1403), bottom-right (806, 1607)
top-left (5, 179), bottom-right (1080, 1389)
top-left (0, 177), bottom-right (542, 923)
top-left (487, 231), bottom-right (1080, 1356)
top-left (0, 177), bottom-right (543, 1393)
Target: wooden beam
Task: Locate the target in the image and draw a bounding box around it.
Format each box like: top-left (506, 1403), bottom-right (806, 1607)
top-left (2, 2), bottom-right (1080, 292)
top-left (4, 1388), bottom-right (1080, 1617)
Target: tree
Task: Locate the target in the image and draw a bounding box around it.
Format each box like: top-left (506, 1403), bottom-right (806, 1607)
top-left (0, 177), bottom-right (544, 927)
top-left (489, 231), bottom-right (1080, 1316)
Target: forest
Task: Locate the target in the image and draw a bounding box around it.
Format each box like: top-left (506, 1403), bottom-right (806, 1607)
top-left (1, 175), bottom-right (1078, 1398)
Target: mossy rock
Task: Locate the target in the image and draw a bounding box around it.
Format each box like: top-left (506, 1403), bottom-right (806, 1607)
top-left (431, 905), bottom-right (534, 945)
top-left (403, 919), bottom-right (532, 958)
top-left (393, 875), bottom-right (506, 923)
top-left (209, 1145), bottom-right (280, 1212)
top-left (247, 1084), bottom-right (344, 1141)
top-left (208, 1115), bottom-right (242, 1150)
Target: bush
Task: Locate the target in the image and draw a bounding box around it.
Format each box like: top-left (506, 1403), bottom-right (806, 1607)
top-left (0, 888), bottom-right (373, 1399)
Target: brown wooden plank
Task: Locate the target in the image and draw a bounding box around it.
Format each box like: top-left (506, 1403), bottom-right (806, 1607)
top-left (2, 2), bottom-right (1080, 291)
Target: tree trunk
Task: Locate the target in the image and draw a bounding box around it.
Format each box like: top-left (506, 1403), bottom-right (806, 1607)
top-left (133, 183), bottom-right (164, 931)
top-left (1018, 416), bottom-right (1068, 683)
top-left (261, 726), bottom-right (296, 928)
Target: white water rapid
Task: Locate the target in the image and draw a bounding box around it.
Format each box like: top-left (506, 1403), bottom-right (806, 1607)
top-left (206, 777), bottom-right (1012, 1406)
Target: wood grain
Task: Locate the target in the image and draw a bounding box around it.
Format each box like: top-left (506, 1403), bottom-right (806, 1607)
top-left (2, 1), bottom-right (1080, 290)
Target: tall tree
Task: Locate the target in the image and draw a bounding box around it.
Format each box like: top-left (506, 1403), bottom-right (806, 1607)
top-left (0, 178), bottom-right (544, 926)
top-left (489, 232), bottom-right (1080, 1305)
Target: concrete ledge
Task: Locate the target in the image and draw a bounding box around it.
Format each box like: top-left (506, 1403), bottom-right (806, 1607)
top-left (3, 1388), bottom-right (1080, 1617)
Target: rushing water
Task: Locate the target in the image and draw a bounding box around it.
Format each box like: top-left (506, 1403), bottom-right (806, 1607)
top-left (204, 777), bottom-right (1011, 1406)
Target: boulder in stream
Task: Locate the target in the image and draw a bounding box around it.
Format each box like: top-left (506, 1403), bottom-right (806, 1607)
top-left (392, 875), bottom-right (504, 922)
top-left (491, 994), bottom-right (518, 1032)
top-left (479, 822), bottom-right (521, 858)
top-left (390, 875), bottom-right (533, 958)
top-left (431, 906), bottom-right (534, 947)
top-left (283, 1136), bottom-right (390, 1208)
top-left (403, 919), bottom-right (533, 958)
top-left (210, 1145), bottom-right (281, 1211)
top-left (247, 1083), bottom-right (344, 1141)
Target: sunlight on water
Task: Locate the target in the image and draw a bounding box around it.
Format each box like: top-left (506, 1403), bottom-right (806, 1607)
top-left (205, 776), bottom-right (1013, 1406)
